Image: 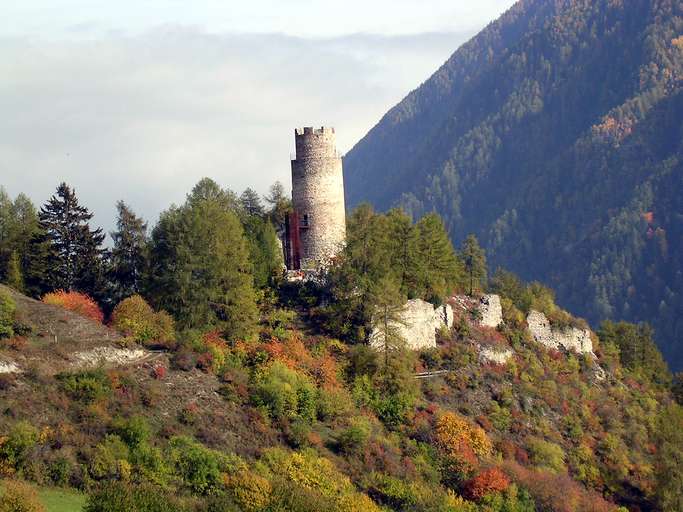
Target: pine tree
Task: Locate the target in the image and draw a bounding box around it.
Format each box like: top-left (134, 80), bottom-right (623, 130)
top-left (38, 183), bottom-right (106, 295)
top-left (264, 181), bottom-right (291, 229)
top-left (110, 201), bottom-right (148, 303)
top-left (239, 188), bottom-right (265, 217)
top-left (461, 234), bottom-right (487, 296)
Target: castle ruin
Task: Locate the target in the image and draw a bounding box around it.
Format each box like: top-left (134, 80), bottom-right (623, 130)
top-left (284, 127), bottom-right (346, 270)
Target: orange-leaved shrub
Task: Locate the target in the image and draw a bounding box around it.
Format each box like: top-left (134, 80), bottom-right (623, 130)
top-left (42, 290), bottom-right (103, 323)
top-left (463, 467), bottom-right (510, 499)
top-left (436, 412), bottom-right (493, 459)
top-left (110, 295), bottom-right (175, 347)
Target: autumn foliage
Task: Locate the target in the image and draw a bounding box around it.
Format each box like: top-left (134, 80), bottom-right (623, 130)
top-left (42, 290), bottom-right (103, 323)
top-left (436, 412), bottom-right (493, 458)
top-left (463, 467), bottom-right (510, 499)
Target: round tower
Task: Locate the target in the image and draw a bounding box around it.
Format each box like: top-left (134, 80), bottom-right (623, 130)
top-left (290, 126), bottom-right (346, 269)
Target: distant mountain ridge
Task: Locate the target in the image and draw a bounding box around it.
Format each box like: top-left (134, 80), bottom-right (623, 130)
top-left (344, 0), bottom-right (683, 369)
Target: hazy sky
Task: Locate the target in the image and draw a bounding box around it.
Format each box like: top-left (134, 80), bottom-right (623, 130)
top-left (1, 1), bottom-right (515, 234)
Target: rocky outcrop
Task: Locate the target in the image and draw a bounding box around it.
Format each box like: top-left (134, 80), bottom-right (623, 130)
top-left (478, 346), bottom-right (514, 365)
top-left (370, 299), bottom-right (454, 351)
top-left (435, 303), bottom-right (455, 331)
top-left (0, 360), bottom-right (20, 374)
top-left (71, 347), bottom-right (148, 368)
top-left (526, 310), bottom-right (593, 354)
top-left (479, 294), bottom-right (503, 328)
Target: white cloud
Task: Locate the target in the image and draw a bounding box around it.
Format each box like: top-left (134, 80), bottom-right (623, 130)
top-left (0, 28), bottom-right (473, 233)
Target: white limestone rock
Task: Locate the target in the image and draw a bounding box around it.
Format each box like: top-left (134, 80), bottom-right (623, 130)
top-left (526, 310), bottom-right (593, 354)
top-left (371, 299), bottom-right (455, 351)
top-left (71, 347), bottom-right (147, 368)
top-left (478, 346), bottom-right (514, 365)
top-left (479, 294), bottom-right (503, 328)
top-left (435, 303), bottom-right (455, 331)
top-left (0, 360), bottom-right (21, 374)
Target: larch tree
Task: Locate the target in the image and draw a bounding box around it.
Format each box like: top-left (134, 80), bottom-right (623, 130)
top-left (460, 233), bottom-right (487, 296)
top-left (148, 189), bottom-right (258, 339)
top-left (415, 213), bottom-right (463, 301)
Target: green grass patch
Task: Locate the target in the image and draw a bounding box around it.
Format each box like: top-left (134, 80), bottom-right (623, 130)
top-left (1, 481), bottom-right (86, 512)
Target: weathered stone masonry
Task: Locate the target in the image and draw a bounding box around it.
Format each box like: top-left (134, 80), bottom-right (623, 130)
top-left (288, 127), bottom-right (346, 269)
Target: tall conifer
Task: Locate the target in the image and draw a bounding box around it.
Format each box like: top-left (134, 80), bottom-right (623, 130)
top-left (38, 183), bottom-right (106, 296)
top-left (110, 201), bottom-right (148, 303)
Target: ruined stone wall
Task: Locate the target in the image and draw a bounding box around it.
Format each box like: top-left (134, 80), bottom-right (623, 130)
top-left (370, 299), bottom-right (454, 351)
top-left (291, 127), bottom-right (346, 268)
top-left (479, 294), bottom-right (503, 328)
top-left (526, 310), bottom-right (593, 354)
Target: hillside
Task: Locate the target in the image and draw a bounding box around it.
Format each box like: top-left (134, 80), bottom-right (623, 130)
top-left (1, 279), bottom-right (681, 511)
top-left (343, 0), bottom-right (683, 369)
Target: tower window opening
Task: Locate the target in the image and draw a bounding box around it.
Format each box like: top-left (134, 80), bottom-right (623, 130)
top-left (301, 214), bottom-right (310, 227)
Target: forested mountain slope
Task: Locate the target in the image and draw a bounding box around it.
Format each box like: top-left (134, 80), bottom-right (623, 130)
top-left (343, 0), bottom-right (683, 369)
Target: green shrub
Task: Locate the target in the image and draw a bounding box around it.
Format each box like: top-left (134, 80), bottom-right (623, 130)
top-left (0, 421), bottom-right (39, 473)
top-left (168, 436), bottom-right (241, 495)
top-left (112, 416), bottom-right (151, 449)
top-left (85, 482), bottom-right (189, 512)
top-left (526, 437), bottom-right (566, 473)
top-left (0, 289), bottom-right (16, 339)
top-left (335, 416), bottom-right (371, 454)
top-left (89, 435), bottom-right (130, 480)
top-left (251, 361), bottom-right (318, 422)
top-left (110, 295), bottom-right (175, 347)
top-left (57, 369), bottom-right (111, 403)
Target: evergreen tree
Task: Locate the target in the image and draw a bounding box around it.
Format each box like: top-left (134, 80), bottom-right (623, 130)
top-left (110, 201), bottom-right (148, 303)
top-left (370, 276), bottom-right (407, 377)
top-left (654, 404), bottom-right (683, 511)
top-left (460, 234), bottom-right (487, 296)
top-left (187, 178), bottom-right (238, 212)
top-left (148, 187), bottom-right (258, 338)
top-left (243, 216), bottom-right (283, 288)
top-left (385, 208), bottom-right (420, 298)
top-left (239, 188), bottom-right (265, 217)
top-left (23, 227), bottom-right (52, 298)
top-left (0, 189), bottom-right (38, 285)
top-left (598, 321), bottom-right (671, 387)
top-left (264, 181), bottom-right (291, 229)
top-left (38, 183), bottom-right (106, 296)
top-left (5, 251), bottom-right (24, 292)
top-left (415, 213), bottom-right (463, 301)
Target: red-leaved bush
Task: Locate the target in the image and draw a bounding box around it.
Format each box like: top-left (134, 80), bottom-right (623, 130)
top-left (463, 467), bottom-right (510, 499)
top-left (43, 290), bottom-right (104, 323)
top-left (503, 461), bottom-right (617, 512)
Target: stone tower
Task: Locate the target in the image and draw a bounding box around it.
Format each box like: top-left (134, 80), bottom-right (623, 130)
top-left (286, 126), bottom-right (346, 269)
